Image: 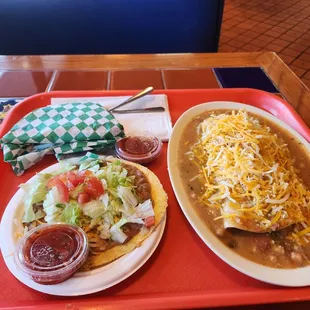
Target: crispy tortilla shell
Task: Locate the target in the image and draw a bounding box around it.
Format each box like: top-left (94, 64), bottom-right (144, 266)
top-left (80, 159), bottom-right (167, 271)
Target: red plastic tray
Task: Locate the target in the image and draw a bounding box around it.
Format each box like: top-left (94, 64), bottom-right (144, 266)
top-left (0, 89), bottom-right (310, 310)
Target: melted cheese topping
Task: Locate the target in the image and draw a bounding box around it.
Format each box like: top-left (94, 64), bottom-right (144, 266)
top-left (187, 110), bottom-right (310, 241)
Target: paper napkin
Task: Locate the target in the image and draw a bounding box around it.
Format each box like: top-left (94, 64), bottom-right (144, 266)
top-left (1, 103), bottom-right (124, 175)
top-left (51, 95), bottom-right (172, 141)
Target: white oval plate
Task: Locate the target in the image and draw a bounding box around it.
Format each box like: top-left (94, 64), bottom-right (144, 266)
top-left (168, 101), bottom-right (310, 287)
top-left (0, 163), bottom-right (166, 296)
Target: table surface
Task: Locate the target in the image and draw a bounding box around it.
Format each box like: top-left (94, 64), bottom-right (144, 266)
top-left (0, 52), bottom-right (309, 310)
top-left (0, 52), bottom-right (309, 126)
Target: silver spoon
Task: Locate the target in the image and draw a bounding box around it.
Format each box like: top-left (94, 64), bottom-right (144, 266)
top-left (108, 86), bottom-right (154, 112)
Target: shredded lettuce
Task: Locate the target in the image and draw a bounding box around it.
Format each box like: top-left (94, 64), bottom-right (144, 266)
top-left (108, 199), bottom-right (120, 215)
top-left (20, 174), bottom-right (51, 223)
top-left (110, 215), bottom-right (144, 244)
top-left (94, 170), bottom-right (105, 179)
top-left (136, 199), bottom-right (155, 219)
top-left (53, 161), bottom-right (76, 175)
top-left (43, 187), bottom-right (63, 223)
top-left (108, 188), bottom-right (121, 199)
top-left (100, 193), bottom-right (109, 207)
top-left (95, 161), bottom-right (134, 188)
top-left (124, 214), bottom-right (144, 225)
top-left (82, 200), bottom-right (107, 218)
top-left (101, 178), bottom-right (108, 190)
top-left (21, 159), bottom-right (148, 246)
top-left (110, 217), bottom-right (128, 243)
top-left (117, 186), bottom-right (138, 215)
top-left (103, 211), bottom-right (115, 226)
top-left (61, 202), bottom-right (81, 225)
top-left (70, 184), bottom-right (84, 199)
top-left (87, 164), bottom-right (100, 173)
top-left (79, 159), bottom-right (100, 172)
top-left (56, 203), bottom-right (66, 209)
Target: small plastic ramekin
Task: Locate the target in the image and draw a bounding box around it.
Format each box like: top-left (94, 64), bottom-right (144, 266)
top-left (115, 132), bottom-right (163, 164)
top-left (14, 223), bottom-right (89, 285)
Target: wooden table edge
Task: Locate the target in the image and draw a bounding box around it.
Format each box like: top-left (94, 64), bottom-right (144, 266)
top-left (0, 52), bottom-right (309, 124)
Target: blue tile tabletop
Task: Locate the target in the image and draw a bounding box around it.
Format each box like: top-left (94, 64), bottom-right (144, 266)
top-left (214, 67), bottom-right (279, 93)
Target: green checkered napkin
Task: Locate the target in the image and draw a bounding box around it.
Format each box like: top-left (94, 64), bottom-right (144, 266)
top-left (1, 102), bottom-right (125, 175)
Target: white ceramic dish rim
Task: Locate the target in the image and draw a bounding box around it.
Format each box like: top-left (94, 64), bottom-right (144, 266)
top-left (167, 101), bottom-right (310, 287)
top-left (0, 163), bottom-right (166, 296)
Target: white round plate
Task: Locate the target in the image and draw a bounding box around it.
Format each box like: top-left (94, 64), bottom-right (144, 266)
top-left (0, 163), bottom-right (166, 296)
top-left (168, 101), bottom-right (310, 287)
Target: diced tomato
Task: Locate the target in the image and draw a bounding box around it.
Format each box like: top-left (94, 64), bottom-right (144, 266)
top-left (88, 177), bottom-right (104, 195)
top-left (144, 216), bottom-right (155, 228)
top-left (66, 171), bottom-right (76, 179)
top-left (78, 170), bottom-right (93, 177)
top-left (49, 171), bottom-right (87, 193)
top-left (57, 180), bottom-right (69, 203)
top-left (83, 177), bottom-right (104, 199)
top-left (66, 171), bottom-right (85, 187)
top-left (66, 180), bottom-right (75, 191)
top-left (83, 185), bottom-right (98, 199)
top-left (77, 193), bottom-right (90, 204)
top-left (66, 171), bottom-right (85, 186)
top-left (47, 178), bottom-right (69, 203)
top-left (48, 171), bottom-right (102, 202)
top-left (47, 176), bottom-right (61, 189)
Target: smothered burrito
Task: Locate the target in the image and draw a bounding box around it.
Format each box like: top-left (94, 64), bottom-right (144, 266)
top-left (179, 109), bottom-right (310, 268)
top-left (18, 158), bottom-right (167, 270)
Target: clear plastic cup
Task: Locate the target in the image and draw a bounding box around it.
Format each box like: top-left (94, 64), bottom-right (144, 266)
top-left (115, 132), bottom-right (163, 164)
top-left (15, 223), bottom-right (89, 285)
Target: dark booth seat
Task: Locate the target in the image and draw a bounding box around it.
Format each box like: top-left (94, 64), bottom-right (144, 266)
top-left (0, 0), bottom-right (224, 55)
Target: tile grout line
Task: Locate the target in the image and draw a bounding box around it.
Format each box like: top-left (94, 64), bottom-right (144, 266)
top-left (106, 71), bottom-right (111, 90)
top-left (221, 0), bottom-right (309, 50)
top-left (222, 1), bottom-right (280, 25)
top-left (160, 70), bottom-right (167, 89)
top-left (222, 20), bottom-right (304, 53)
top-left (45, 71), bottom-right (59, 92)
top-left (220, 1), bottom-right (309, 63)
top-left (300, 69), bottom-right (309, 79)
top-left (211, 68), bottom-right (224, 88)
top-left (220, 0), bottom-right (310, 78)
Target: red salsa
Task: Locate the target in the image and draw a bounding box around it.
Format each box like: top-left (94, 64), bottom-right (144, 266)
top-left (115, 133), bottom-right (162, 164)
top-left (15, 224), bottom-right (88, 284)
top-left (26, 227), bottom-right (78, 268)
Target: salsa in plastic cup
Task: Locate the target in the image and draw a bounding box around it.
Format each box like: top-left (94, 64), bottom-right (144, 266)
top-left (15, 223), bottom-right (89, 285)
top-left (115, 132), bottom-right (163, 164)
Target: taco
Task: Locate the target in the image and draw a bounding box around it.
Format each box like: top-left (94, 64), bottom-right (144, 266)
top-left (19, 157), bottom-right (168, 270)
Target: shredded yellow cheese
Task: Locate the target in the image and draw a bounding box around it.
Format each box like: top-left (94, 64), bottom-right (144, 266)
top-left (188, 110), bottom-right (310, 238)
